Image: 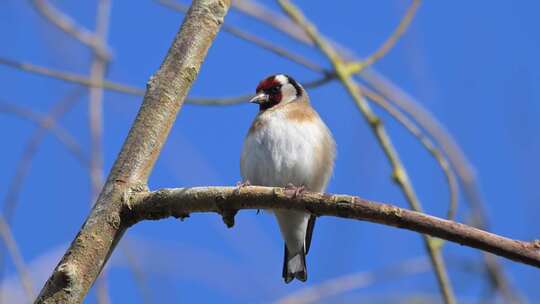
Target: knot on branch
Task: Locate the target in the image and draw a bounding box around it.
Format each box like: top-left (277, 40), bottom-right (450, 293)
top-left (380, 204), bottom-right (403, 218)
top-left (368, 116), bottom-right (382, 128)
top-left (122, 182), bottom-right (149, 210)
top-left (173, 212), bottom-right (190, 221)
top-left (216, 193), bottom-right (237, 228)
top-left (37, 262), bottom-right (82, 300)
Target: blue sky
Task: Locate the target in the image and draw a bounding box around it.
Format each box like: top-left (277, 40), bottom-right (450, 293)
top-left (1, 0), bottom-right (539, 303)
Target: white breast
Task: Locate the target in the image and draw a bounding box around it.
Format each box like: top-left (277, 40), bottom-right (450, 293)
top-left (240, 109), bottom-right (333, 192)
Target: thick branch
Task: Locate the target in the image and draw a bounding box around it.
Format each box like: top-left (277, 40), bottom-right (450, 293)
top-left (35, 1), bottom-right (231, 303)
top-left (129, 186), bottom-right (540, 269)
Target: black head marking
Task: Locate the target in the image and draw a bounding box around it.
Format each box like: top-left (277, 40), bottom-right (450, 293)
top-left (284, 74), bottom-right (303, 97)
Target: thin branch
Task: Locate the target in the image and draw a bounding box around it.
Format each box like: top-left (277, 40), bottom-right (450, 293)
top-left (88, 0), bottom-right (111, 205)
top-left (0, 57), bottom-right (257, 105)
top-left (119, 241), bottom-right (152, 304)
top-left (274, 257), bottom-right (429, 304)
top-left (36, 1), bottom-right (231, 302)
top-left (232, 0), bottom-right (312, 45)
top-left (0, 57), bottom-right (144, 96)
top-left (88, 1), bottom-right (113, 303)
top-left (275, 1), bottom-right (455, 303)
top-left (1, 90), bottom-right (86, 222)
top-left (0, 103), bottom-right (87, 166)
top-left (0, 90), bottom-right (85, 303)
top-left (130, 186), bottom-right (540, 269)
top-left (363, 69), bottom-right (521, 303)
top-left (155, 0), bottom-right (327, 75)
top-left (347, 0), bottom-right (422, 74)
top-left (482, 253), bottom-right (522, 304)
top-left (360, 85), bottom-right (458, 220)
top-left (0, 215), bottom-right (34, 303)
top-left (365, 0), bottom-right (421, 67)
top-left (30, 0), bottom-right (110, 60)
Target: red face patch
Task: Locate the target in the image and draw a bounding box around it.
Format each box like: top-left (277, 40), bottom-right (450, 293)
top-left (256, 76), bottom-right (280, 93)
top-left (255, 76), bottom-right (283, 111)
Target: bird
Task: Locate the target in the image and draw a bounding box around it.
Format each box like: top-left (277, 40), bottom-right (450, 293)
top-left (240, 74), bottom-right (336, 283)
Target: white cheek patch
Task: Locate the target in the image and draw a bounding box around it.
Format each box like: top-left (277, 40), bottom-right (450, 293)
top-left (281, 83), bottom-right (298, 104)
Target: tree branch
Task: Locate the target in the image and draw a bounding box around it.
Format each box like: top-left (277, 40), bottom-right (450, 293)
top-left (88, 1), bottom-right (113, 302)
top-left (129, 186), bottom-right (540, 269)
top-left (0, 215), bottom-right (34, 303)
top-left (35, 0), bottom-right (231, 302)
top-left (30, 0), bottom-right (111, 60)
top-left (0, 57), bottom-right (144, 96)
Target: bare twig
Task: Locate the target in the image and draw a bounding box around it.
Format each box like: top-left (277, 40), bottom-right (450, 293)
top-left (360, 85), bottom-right (458, 220)
top-left (0, 57), bottom-right (144, 96)
top-left (0, 103), bottom-right (87, 165)
top-left (0, 90), bottom-right (85, 303)
top-left (275, 1), bottom-right (455, 303)
top-left (130, 186), bottom-right (540, 268)
top-left (0, 57), bottom-right (258, 105)
top-left (275, 257), bottom-right (429, 304)
top-left (0, 216), bottom-right (34, 303)
top-left (232, 0), bottom-right (312, 45)
top-left (36, 1), bottom-right (231, 302)
top-left (347, 0), bottom-right (422, 73)
top-left (155, 0), bottom-right (327, 74)
top-left (88, 1), bottom-right (113, 303)
top-left (363, 69), bottom-right (521, 303)
top-left (1, 90), bottom-right (86, 222)
top-left (88, 0), bottom-right (111, 205)
top-left (30, 0), bottom-right (110, 60)
top-left (365, 0), bottom-right (421, 67)
top-left (119, 240), bottom-right (152, 304)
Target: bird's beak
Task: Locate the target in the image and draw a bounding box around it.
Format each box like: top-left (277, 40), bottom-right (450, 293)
top-left (249, 93), bottom-right (269, 104)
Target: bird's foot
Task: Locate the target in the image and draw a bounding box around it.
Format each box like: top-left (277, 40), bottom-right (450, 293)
top-left (284, 183), bottom-right (305, 199)
top-left (234, 180), bottom-right (251, 195)
top-left (236, 180), bottom-right (251, 188)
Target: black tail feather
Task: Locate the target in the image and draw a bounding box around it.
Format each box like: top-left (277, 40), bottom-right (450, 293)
top-left (282, 245), bottom-right (308, 283)
top-left (282, 215), bottom-right (316, 283)
top-left (305, 215), bottom-right (316, 254)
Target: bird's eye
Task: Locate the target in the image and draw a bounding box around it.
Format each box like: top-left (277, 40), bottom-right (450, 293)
top-left (269, 86), bottom-right (281, 94)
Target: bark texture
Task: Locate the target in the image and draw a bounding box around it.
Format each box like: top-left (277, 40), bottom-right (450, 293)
top-left (129, 186), bottom-right (540, 268)
top-left (35, 1), bottom-right (231, 303)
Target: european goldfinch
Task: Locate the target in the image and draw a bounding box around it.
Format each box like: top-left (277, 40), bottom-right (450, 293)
top-left (240, 74), bottom-right (336, 283)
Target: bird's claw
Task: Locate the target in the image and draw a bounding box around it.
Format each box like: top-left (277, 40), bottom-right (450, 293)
top-left (284, 183), bottom-right (305, 199)
top-left (236, 180), bottom-right (251, 188)
top-left (234, 180), bottom-right (251, 195)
